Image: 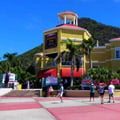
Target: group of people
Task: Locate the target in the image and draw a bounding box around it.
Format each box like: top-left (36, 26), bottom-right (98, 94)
top-left (90, 82), bottom-right (115, 104)
top-left (47, 81), bottom-right (115, 104)
top-left (48, 84), bottom-right (64, 103)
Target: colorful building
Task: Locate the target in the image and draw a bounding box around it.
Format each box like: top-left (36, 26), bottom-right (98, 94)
top-left (35, 11), bottom-right (120, 83)
top-left (35, 11), bottom-right (91, 83)
top-left (91, 38), bottom-right (120, 71)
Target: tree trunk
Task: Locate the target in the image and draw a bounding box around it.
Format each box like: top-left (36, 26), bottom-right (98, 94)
top-left (89, 53), bottom-right (92, 69)
top-left (70, 57), bottom-right (74, 87)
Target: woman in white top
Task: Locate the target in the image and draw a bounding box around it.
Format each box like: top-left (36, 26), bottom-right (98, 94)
top-left (108, 82), bottom-right (115, 103)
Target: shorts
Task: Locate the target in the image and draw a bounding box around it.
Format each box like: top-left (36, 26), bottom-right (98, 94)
top-left (109, 93), bottom-right (113, 97)
top-left (90, 92), bottom-right (95, 97)
top-left (100, 93), bottom-right (104, 96)
top-left (58, 92), bottom-right (63, 97)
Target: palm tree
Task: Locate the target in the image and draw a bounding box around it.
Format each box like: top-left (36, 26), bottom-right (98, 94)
top-left (81, 37), bottom-right (95, 69)
top-left (55, 39), bottom-right (83, 86)
top-left (3, 52), bottom-right (17, 61)
top-left (3, 52), bottom-right (21, 71)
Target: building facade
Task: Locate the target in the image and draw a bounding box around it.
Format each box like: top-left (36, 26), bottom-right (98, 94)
top-left (35, 11), bottom-right (120, 81)
top-left (35, 11), bottom-right (91, 80)
top-left (91, 38), bottom-right (120, 71)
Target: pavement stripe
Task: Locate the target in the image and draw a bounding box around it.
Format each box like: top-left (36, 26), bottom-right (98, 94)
top-left (0, 102), bottom-right (42, 111)
top-left (47, 103), bottom-right (120, 120)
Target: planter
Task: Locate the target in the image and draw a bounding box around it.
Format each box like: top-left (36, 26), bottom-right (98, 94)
top-left (64, 90), bottom-right (99, 97)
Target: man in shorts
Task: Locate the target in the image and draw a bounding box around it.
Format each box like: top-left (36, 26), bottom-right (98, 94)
top-left (57, 84), bottom-right (64, 103)
top-left (108, 82), bottom-right (115, 103)
top-left (90, 83), bottom-right (96, 102)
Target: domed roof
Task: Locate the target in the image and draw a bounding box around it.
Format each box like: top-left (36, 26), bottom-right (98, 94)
top-left (58, 11), bottom-right (78, 20)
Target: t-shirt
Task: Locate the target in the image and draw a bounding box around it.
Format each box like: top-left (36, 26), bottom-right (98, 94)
top-left (59, 86), bottom-right (64, 93)
top-left (108, 84), bottom-right (115, 94)
top-left (99, 86), bottom-right (105, 94)
top-left (90, 85), bottom-right (96, 93)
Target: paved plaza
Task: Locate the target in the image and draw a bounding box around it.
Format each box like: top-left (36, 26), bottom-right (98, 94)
top-left (0, 96), bottom-right (120, 120)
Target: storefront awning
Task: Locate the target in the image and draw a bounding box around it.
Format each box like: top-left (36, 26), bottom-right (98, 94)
top-left (37, 68), bottom-right (85, 78)
top-left (37, 69), bottom-right (57, 78)
top-left (61, 68), bottom-right (85, 77)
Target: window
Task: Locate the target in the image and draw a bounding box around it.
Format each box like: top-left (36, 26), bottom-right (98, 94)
top-left (115, 47), bottom-right (120, 59)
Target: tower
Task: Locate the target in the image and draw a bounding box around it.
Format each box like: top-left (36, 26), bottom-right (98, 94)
top-left (36, 11), bottom-right (91, 80)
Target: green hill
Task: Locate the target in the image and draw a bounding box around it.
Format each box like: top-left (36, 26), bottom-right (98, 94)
top-left (78, 18), bottom-right (120, 45)
top-left (18, 44), bottom-right (43, 68)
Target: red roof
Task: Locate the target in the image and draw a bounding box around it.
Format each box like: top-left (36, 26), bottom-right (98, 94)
top-left (57, 24), bottom-right (85, 31)
top-left (110, 37), bottom-right (120, 41)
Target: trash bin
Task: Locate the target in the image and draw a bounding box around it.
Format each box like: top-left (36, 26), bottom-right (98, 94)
top-left (17, 84), bottom-right (22, 90)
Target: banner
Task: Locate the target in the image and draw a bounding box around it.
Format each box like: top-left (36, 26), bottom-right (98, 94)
top-left (1, 73), bottom-right (17, 83)
top-left (46, 76), bottom-right (58, 86)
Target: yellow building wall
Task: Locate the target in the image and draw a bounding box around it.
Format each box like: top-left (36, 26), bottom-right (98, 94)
top-left (91, 40), bottom-right (120, 71)
top-left (61, 29), bottom-right (83, 39)
top-left (110, 41), bottom-right (120, 47)
top-left (42, 27), bottom-right (91, 74)
top-left (111, 60), bottom-right (120, 71)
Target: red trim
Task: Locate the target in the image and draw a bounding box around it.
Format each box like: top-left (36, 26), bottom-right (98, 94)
top-left (57, 24), bottom-right (85, 30)
top-left (61, 68), bottom-right (85, 77)
top-left (37, 69), bottom-right (57, 78)
top-left (37, 68), bottom-right (85, 78)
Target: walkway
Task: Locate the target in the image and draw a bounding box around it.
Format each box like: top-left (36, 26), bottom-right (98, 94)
top-left (0, 97), bottom-right (120, 120)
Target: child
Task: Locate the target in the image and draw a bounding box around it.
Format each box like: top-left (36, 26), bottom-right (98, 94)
top-left (48, 86), bottom-right (54, 97)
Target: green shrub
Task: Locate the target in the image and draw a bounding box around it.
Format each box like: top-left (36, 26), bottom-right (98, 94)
top-left (115, 85), bottom-right (120, 89)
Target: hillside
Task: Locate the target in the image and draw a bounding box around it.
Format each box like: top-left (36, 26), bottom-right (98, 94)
top-left (78, 18), bottom-right (120, 45)
top-left (18, 44), bottom-right (43, 68)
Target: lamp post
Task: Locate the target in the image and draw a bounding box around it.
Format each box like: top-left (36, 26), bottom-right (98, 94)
top-left (81, 57), bottom-right (84, 76)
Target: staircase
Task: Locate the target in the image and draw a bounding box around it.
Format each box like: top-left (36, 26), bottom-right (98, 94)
top-left (2, 89), bottom-right (42, 97)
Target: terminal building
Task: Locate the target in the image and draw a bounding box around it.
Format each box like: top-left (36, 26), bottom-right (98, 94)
top-left (35, 11), bottom-right (120, 84)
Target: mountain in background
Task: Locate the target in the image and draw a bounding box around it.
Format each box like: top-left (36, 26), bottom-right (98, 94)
top-left (78, 18), bottom-right (120, 45)
top-left (17, 45), bottom-right (43, 68)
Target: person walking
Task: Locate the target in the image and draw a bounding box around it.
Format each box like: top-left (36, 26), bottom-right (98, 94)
top-left (57, 84), bottom-right (64, 103)
top-left (4, 72), bottom-right (9, 88)
top-left (98, 83), bottom-right (105, 104)
top-left (90, 83), bottom-right (96, 102)
top-left (108, 82), bottom-right (115, 103)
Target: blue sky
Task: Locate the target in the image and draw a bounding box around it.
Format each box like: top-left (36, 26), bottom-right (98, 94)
top-left (0, 0), bottom-right (120, 60)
